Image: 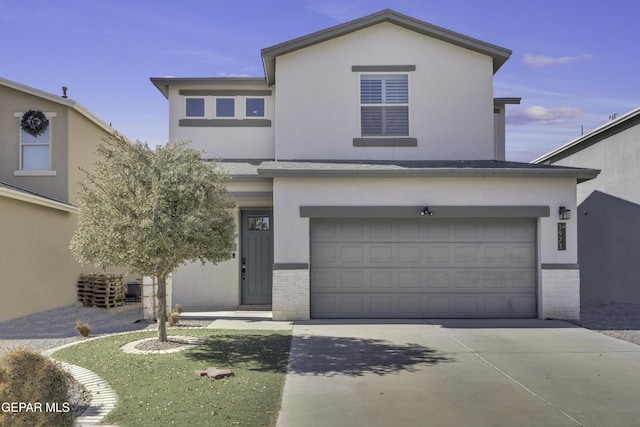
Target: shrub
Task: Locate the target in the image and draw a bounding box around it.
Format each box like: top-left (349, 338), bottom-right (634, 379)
top-left (75, 319), bottom-right (91, 337)
top-left (167, 304), bottom-right (183, 327)
top-left (0, 348), bottom-right (71, 426)
top-left (168, 312), bottom-right (180, 327)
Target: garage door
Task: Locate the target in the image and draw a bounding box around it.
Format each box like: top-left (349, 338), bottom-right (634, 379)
top-left (310, 218), bottom-right (537, 318)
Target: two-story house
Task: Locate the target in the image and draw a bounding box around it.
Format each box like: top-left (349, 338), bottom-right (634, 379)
top-left (0, 77), bottom-right (127, 321)
top-left (152, 9), bottom-right (598, 321)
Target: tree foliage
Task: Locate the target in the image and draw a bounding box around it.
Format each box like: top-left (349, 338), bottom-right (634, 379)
top-left (70, 133), bottom-right (236, 340)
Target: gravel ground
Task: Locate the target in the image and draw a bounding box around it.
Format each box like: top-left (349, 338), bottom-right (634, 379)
top-left (570, 301), bottom-right (640, 346)
top-left (0, 303), bottom-right (211, 357)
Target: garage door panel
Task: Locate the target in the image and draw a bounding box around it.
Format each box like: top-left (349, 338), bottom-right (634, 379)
top-left (311, 218), bottom-right (537, 318)
top-left (313, 267), bottom-right (534, 294)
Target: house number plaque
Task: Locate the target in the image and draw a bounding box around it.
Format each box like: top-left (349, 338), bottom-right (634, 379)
top-left (557, 222), bottom-right (566, 251)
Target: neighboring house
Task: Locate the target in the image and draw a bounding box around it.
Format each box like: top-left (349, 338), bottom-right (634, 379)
top-left (0, 77), bottom-right (125, 322)
top-left (534, 107), bottom-right (640, 305)
top-left (151, 9), bottom-right (598, 321)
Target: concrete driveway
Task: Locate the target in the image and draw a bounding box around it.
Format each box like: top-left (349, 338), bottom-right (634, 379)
top-left (276, 319), bottom-right (640, 427)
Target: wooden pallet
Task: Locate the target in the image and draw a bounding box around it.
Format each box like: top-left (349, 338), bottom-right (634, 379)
top-left (77, 273), bottom-right (125, 308)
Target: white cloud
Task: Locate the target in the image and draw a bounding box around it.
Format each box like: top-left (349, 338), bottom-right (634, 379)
top-left (523, 53), bottom-right (594, 68)
top-left (508, 106), bottom-right (582, 125)
top-left (217, 72), bottom-right (252, 78)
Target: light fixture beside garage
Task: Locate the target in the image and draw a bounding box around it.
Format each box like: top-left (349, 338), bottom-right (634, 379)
top-left (420, 207), bottom-right (434, 216)
top-left (559, 206), bottom-right (571, 220)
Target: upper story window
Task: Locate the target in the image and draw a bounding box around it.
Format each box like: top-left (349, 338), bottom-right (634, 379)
top-left (13, 111), bottom-right (57, 175)
top-left (179, 90), bottom-right (272, 127)
top-left (21, 126), bottom-right (51, 170)
top-left (245, 98), bottom-right (265, 118)
top-left (360, 74), bottom-right (409, 136)
top-left (215, 98), bottom-right (235, 117)
top-left (185, 98), bottom-right (205, 117)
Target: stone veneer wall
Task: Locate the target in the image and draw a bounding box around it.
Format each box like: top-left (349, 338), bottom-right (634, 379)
top-left (272, 265), bottom-right (310, 321)
top-left (141, 275), bottom-right (173, 320)
top-left (540, 265), bottom-right (580, 321)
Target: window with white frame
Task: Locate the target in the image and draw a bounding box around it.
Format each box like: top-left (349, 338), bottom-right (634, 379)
top-left (20, 123), bottom-right (51, 170)
top-left (245, 98), bottom-right (265, 118)
top-left (360, 74), bottom-right (409, 136)
top-left (185, 97), bottom-right (205, 117)
top-left (215, 98), bottom-right (235, 117)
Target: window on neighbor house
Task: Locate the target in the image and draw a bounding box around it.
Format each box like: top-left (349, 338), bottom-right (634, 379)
top-left (21, 126), bottom-right (51, 170)
top-left (185, 98), bottom-right (205, 117)
top-left (216, 98), bottom-right (235, 117)
top-left (360, 74), bottom-right (409, 136)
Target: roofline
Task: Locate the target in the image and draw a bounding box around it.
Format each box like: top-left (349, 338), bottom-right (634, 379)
top-left (494, 97), bottom-right (521, 105)
top-left (533, 106), bottom-right (640, 164)
top-left (261, 9), bottom-right (512, 85)
top-left (0, 77), bottom-right (114, 135)
top-left (0, 183), bottom-right (78, 213)
top-left (256, 163), bottom-right (599, 183)
top-left (150, 77), bottom-right (268, 99)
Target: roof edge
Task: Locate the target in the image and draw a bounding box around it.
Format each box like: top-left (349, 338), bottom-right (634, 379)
top-left (0, 77), bottom-right (115, 135)
top-left (533, 106), bottom-right (640, 164)
top-left (256, 161), bottom-right (600, 182)
top-left (260, 9), bottom-right (511, 85)
top-left (150, 77), bottom-right (269, 98)
top-left (0, 183), bottom-right (78, 213)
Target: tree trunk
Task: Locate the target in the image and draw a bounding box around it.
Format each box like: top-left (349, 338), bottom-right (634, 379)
top-left (157, 274), bottom-right (168, 342)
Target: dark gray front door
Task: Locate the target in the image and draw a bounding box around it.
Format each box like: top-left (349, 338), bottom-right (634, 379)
top-left (241, 210), bottom-right (273, 305)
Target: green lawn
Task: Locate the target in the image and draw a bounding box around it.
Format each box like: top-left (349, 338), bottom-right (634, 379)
top-left (52, 329), bottom-right (292, 427)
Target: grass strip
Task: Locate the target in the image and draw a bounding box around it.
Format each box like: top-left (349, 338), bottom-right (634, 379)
top-left (52, 329), bottom-right (291, 427)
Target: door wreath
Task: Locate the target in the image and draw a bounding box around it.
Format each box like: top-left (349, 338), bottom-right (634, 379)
top-left (20, 110), bottom-right (49, 137)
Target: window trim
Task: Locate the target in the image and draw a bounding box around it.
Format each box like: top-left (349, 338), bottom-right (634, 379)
top-left (358, 72), bottom-right (410, 138)
top-left (14, 111), bottom-right (57, 175)
top-left (180, 94), bottom-right (270, 125)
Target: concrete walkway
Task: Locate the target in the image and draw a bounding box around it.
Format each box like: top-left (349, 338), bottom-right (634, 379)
top-left (276, 319), bottom-right (640, 427)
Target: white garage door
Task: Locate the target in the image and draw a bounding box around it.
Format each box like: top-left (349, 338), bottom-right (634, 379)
top-left (310, 218), bottom-right (537, 318)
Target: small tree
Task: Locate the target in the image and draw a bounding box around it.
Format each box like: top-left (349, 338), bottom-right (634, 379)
top-left (70, 133), bottom-right (235, 341)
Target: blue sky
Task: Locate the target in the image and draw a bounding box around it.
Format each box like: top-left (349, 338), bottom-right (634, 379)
top-left (2, 0), bottom-right (638, 162)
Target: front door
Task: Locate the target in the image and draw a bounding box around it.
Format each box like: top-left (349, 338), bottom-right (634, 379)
top-left (241, 210), bottom-right (273, 305)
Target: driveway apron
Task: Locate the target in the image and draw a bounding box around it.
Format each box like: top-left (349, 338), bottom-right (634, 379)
top-left (276, 319), bottom-right (640, 427)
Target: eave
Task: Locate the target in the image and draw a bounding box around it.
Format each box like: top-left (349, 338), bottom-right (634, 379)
top-left (533, 106), bottom-right (640, 164)
top-left (261, 9), bottom-right (512, 86)
top-left (256, 160), bottom-right (600, 183)
top-left (150, 77), bottom-right (269, 99)
top-left (0, 182), bottom-right (78, 213)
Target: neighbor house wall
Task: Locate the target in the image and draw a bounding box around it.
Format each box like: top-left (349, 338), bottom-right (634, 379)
top-left (0, 86), bottom-right (70, 202)
top-left (550, 124), bottom-right (640, 304)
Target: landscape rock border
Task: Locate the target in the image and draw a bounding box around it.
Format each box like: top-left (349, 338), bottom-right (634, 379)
top-left (120, 335), bottom-right (203, 354)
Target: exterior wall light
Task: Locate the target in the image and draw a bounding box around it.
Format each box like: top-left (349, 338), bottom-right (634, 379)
top-left (420, 207), bottom-right (434, 216)
top-left (559, 206), bottom-right (571, 220)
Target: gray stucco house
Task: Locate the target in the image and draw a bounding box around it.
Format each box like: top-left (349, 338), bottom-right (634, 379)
top-left (152, 9), bottom-right (598, 321)
top-left (534, 107), bottom-right (640, 305)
